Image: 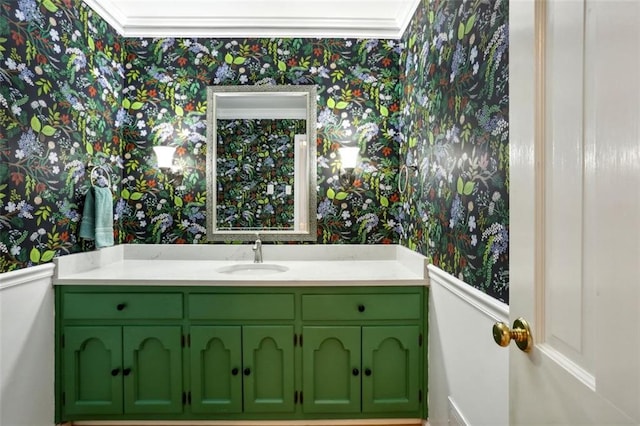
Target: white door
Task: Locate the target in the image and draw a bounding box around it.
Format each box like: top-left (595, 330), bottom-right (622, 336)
top-left (509, 0), bottom-right (639, 424)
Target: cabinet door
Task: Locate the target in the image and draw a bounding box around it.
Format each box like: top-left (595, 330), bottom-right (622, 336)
top-left (190, 326), bottom-right (242, 414)
top-left (242, 325), bottom-right (295, 413)
top-left (122, 326), bottom-right (183, 414)
top-left (302, 326), bottom-right (361, 414)
top-left (362, 326), bottom-right (421, 413)
top-left (62, 326), bottom-right (123, 416)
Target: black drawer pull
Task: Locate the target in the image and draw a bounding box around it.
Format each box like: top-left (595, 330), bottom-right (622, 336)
top-left (244, 367), bottom-right (251, 376)
top-left (116, 303), bottom-right (126, 311)
top-left (111, 368), bottom-right (120, 376)
top-left (123, 368), bottom-right (132, 376)
top-left (231, 367), bottom-right (239, 376)
top-left (357, 304), bottom-right (365, 313)
top-left (364, 368), bottom-right (372, 376)
top-left (352, 368), bottom-right (359, 376)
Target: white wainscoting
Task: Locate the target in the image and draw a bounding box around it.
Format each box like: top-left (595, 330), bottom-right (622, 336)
top-left (0, 263), bottom-right (56, 426)
top-left (427, 265), bottom-right (509, 426)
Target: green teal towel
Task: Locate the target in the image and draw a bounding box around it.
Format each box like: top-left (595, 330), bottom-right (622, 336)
top-left (79, 187), bottom-right (114, 248)
top-left (79, 188), bottom-right (95, 240)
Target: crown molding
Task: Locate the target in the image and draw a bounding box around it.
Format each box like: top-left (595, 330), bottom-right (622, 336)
top-left (82, 0), bottom-right (420, 39)
top-left (82, 0), bottom-right (126, 35)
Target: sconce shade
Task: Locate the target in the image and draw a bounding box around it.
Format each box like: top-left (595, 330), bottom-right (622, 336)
top-left (153, 146), bottom-right (176, 169)
top-left (338, 146), bottom-right (359, 169)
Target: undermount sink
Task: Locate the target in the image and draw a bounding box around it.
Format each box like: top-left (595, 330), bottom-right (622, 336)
top-left (217, 263), bottom-right (289, 275)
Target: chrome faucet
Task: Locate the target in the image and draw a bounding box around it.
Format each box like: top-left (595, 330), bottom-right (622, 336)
top-left (252, 233), bottom-right (263, 263)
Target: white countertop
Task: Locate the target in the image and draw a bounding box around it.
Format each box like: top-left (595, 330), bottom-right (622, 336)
top-left (53, 244), bottom-right (429, 287)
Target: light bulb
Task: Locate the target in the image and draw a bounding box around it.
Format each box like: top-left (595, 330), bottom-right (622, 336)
top-left (338, 146), bottom-right (359, 170)
top-left (153, 146), bottom-right (176, 169)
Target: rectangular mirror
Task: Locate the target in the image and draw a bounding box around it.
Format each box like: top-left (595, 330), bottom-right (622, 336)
top-left (206, 85), bottom-right (317, 242)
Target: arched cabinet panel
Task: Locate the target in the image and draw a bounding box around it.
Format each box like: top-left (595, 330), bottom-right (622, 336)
top-left (123, 326), bottom-right (183, 414)
top-left (302, 326), bottom-right (361, 413)
top-left (243, 326), bottom-right (295, 413)
top-left (190, 326), bottom-right (242, 414)
top-left (362, 326), bottom-right (421, 413)
top-left (62, 326), bottom-right (123, 415)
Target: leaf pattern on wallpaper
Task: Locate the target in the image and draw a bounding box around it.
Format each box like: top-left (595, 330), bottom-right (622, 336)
top-left (0, 0), bottom-right (124, 272)
top-left (400, 0), bottom-right (509, 302)
top-left (120, 37), bottom-right (403, 245)
top-left (1, 0), bottom-right (509, 304)
top-left (216, 119), bottom-right (303, 230)
top-left (0, 0), bottom-right (404, 269)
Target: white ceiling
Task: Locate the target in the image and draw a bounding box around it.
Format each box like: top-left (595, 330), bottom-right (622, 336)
top-left (82, 0), bottom-right (420, 39)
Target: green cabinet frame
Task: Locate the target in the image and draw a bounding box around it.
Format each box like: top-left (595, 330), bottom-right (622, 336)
top-left (302, 326), bottom-right (362, 413)
top-left (56, 285), bottom-right (426, 422)
top-left (63, 326), bottom-right (123, 416)
top-left (243, 325), bottom-right (296, 413)
top-left (362, 326), bottom-right (421, 413)
top-left (302, 325), bottom-right (421, 415)
top-left (62, 325), bottom-right (183, 416)
top-left (123, 326), bottom-right (183, 414)
top-left (190, 326), bottom-right (243, 414)
top-left (190, 325), bottom-right (295, 415)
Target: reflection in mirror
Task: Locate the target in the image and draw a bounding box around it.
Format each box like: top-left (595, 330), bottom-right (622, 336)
top-left (206, 85), bottom-right (317, 242)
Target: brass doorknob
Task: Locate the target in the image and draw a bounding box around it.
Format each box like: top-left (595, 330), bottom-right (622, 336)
top-left (492, 317), bottom-right (533, 352)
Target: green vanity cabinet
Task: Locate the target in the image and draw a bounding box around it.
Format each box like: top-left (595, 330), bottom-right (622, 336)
top-left (302, 326), bottom-right (362, 413)
top-left (56, 286), bottom-right (426, 423)
top-left (62, 326), bottom-right (123, 416)
top-left (301, 292), bottom-right (423, 416)
top-left (189, 325), bottom-right (295, 415)
top-left (189, 326), bottom-right (243, 414)
top-left (302, 326), bottom-right (421, 414)
top-left (61, 324), bottom-right (184, 416)
top-left (241, 325), bottom-right (296, 413)
top-left (187, 292), bottom-right (296, 415)
top-left (57, 290), bottom-right (185, 420)
top-left (361, 325), bottom-right (421, 413)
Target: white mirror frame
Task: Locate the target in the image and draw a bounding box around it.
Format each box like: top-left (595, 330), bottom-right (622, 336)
top-left (206, 85), bottom-right (317, 242)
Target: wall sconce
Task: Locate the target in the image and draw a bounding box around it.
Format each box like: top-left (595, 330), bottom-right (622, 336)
top-left (338, 146), bottom-right (359, 186)
top-left (153, 146), bottom-right (176, 169)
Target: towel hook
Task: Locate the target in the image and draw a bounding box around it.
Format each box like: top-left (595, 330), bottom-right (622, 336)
top-left (90, 165), bottom-right (111, 188)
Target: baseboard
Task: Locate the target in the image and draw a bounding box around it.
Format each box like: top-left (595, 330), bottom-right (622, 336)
top-left (68, 419), bottom-right (424, 426)
top-left (448, 397), bottom-right (469, 426)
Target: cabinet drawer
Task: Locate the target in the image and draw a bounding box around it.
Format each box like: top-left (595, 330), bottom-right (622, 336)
top-left (62, 293), bottom-right (183, 320)
top-left (302, 293), bottom-right (421, 321)
top-left (189, 293), bottom-right (294, 320)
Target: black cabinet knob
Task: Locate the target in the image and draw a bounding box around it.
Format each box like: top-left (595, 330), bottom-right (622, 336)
top-left (364, 368), bottom-right (372, 376)
top-left (244, 367), bottom-right (251, 376)
top-left (123, 368), bottom-right (132, 376)
top-left (352, 368), bottom-right (360, 376)
top-left (231, 367), bottom-right (239, 376)
top-left (111, 368), bottom-right (120, 376)
top-left (116, 303), bottom-right (126, 311)
top-left (357, 304), bottom-right (365, 312)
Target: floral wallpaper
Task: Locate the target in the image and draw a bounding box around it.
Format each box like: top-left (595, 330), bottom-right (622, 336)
top-left (399, 0), bottom-right (509, 302)
top-left (216, 118), bottom-right (304, 230)
top-left (0, 0), bottom-right (124, 272)
top-left (120, 37), bottom-right (403, 245)
top-left (0, 0), bottom-right (509, 303)
top-left (1, 0), bottom-right (403, 269)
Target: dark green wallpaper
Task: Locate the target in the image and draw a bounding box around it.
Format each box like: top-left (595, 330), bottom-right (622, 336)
top-left (0, 0), bottom-right (509, 303)
top-left (0, 0), bottom-right (124, 271)
top-left (399, 0), bottom-right (509, 302)
top-left (120, 37), bottom-right (402, 245)
top-left (0, 0), bottom-right (402, 268)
